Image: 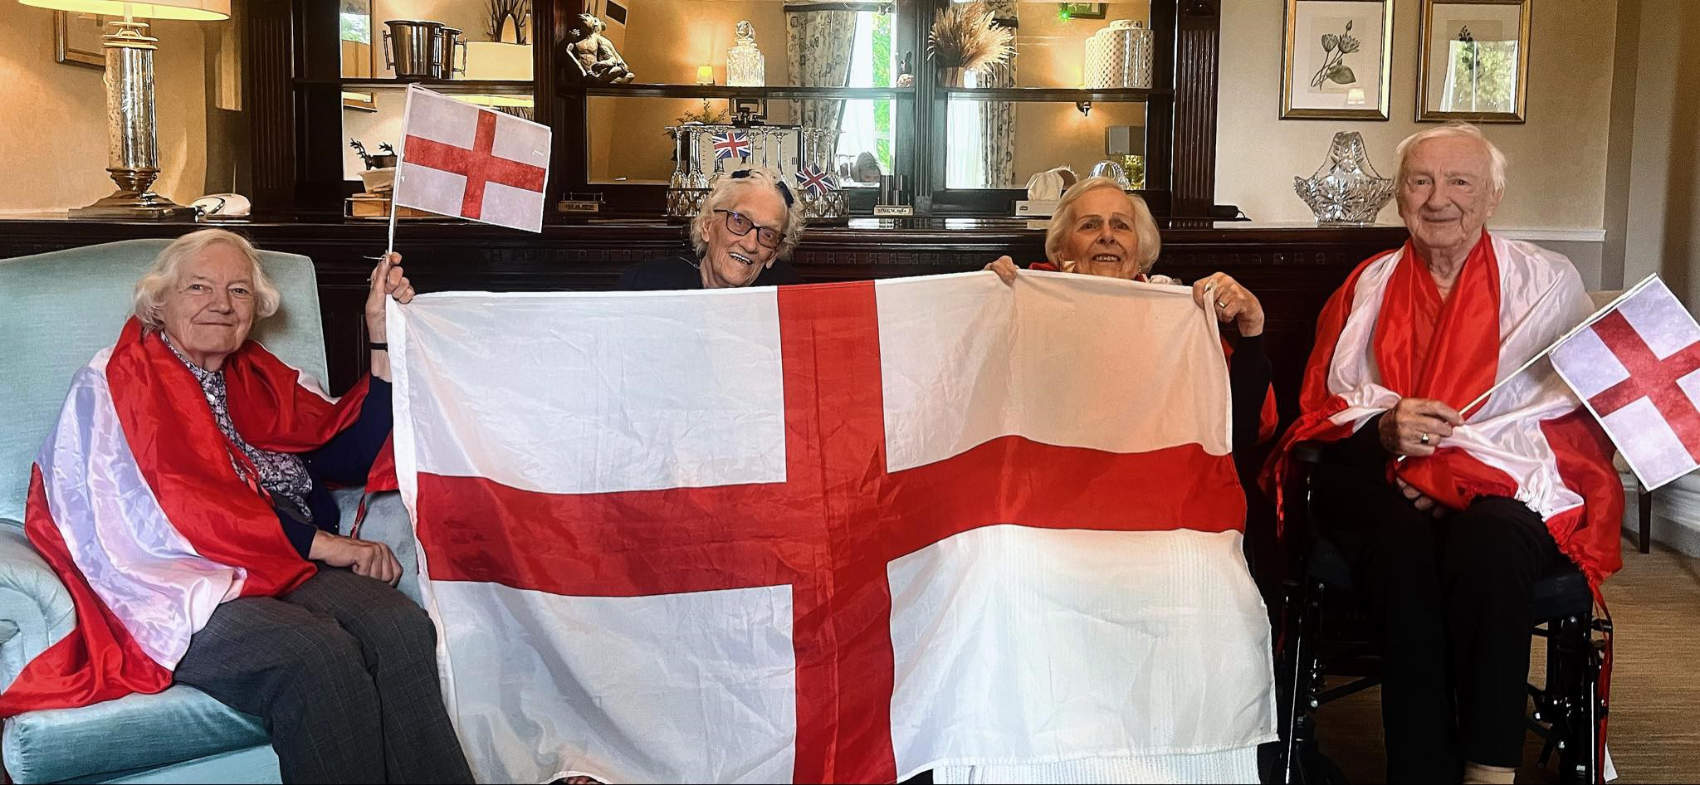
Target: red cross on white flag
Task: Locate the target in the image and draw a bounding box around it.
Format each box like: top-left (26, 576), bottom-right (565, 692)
top-left (1551, 276), bottom-right (1700, 490)
top-left (392, 86), bottom-right (551, 232)
top-left (388, 273), bottom-right (1276, 783)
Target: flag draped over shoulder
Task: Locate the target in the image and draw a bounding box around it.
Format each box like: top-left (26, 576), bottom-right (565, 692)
top-left (0, 319), bottom-right (374, 716)
top-left (1263, 233), bottom-right (1624, 589)
top-left (390, 271), bottom-right (1278, 784)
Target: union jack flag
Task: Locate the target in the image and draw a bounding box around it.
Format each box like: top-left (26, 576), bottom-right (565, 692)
top-left (794, 164), bottom-right (837, 197)
top-left (710, 130), bottom-right (751, 161)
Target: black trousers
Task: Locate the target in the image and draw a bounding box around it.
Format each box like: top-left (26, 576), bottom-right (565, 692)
top-left (1312, 453), bottom-right (1563, 783)
top-left (174, 567), bottom-right (474, 784)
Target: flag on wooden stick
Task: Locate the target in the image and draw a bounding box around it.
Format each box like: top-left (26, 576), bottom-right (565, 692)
top-left (1551, 276), bottom-right (1700, 490)
top-left (392, 85), bottom-right (551, 232)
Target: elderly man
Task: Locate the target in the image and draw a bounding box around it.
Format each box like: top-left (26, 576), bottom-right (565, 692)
top-left (1267, 123), bottom-right (1622, 784)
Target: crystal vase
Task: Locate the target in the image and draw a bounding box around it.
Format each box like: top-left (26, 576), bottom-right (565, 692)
top-left (1293, 131), bottom-right (1396, 225)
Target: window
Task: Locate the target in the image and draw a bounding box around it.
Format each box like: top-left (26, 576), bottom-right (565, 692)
top-left (836, 11), bottom-right (897, 187)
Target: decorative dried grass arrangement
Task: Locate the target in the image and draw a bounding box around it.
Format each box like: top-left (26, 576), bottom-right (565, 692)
top-left (927, 2), bottom-right (1014, 72)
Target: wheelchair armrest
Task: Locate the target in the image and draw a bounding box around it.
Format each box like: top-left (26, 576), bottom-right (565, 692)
top-left (0, 524), bottom-right (75, 692)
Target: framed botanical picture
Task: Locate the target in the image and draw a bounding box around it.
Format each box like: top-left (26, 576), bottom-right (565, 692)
top-left (1417, 0), bottom-right (1531, 122)
top-left (1281, 0), bottom-right (1394, 120)
top-left (54, 11), bottom-right (106, 70)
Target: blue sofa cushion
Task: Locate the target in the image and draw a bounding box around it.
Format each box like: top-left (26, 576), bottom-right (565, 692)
top-left (3, 685), bottom-right (269, 784)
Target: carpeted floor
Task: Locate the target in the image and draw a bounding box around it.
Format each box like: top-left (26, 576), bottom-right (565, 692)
top-left (1311, 538), bottom-right (1700, 783)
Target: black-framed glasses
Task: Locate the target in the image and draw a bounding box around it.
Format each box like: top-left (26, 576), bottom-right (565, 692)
top-left (715, 209), bottom-right (785, 250)
top-left (729, 169), bottom-right (795, 207)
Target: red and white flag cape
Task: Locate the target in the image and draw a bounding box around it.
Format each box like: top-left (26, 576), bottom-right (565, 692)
top-left (0, 320), bottom-right (375, 716)
top-left (389, 272), bottom-right (1277, 783)
top-left (1264, 233), bottom-right (1624, 589)
top-left (1551, 277), bottom-right (1700, 491)
top-left (393, 86), bottom-right (551, 232)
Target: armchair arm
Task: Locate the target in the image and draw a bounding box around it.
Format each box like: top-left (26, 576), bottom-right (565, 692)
top-left (0, 524), bottom-right (74, 692)
top-left (332, 489), bottom-right (421, 605)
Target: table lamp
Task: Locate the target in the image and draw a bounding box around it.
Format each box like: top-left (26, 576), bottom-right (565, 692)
top-left (21, 0), bottom-right (230, 219)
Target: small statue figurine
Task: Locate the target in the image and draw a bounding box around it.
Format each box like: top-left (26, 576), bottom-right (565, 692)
top-left (726, 20), bottom-right (765, 87)
top-left (896, 51), bottom-right (915, 87)
top-left (564, 13), bottom-right (635, 85)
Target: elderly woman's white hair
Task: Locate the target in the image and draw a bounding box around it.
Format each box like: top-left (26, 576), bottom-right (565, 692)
top-left (1395, 121), bottom-right (1508, 193)
top-left (133, 229), bottom-right (281, 330)
top-left (689, 168), bottom-right (808, 262)
top-left (1044, 177), bottom-right (1162, 273)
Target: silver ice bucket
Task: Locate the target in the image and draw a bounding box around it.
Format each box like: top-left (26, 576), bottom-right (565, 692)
top-left (383, 19), bottom-right (443, 78)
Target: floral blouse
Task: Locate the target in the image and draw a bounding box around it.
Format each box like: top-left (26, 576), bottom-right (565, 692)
top-left (164, 335), bottom-right (316, 521)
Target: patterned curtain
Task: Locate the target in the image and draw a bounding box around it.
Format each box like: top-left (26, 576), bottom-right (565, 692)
top-left (979, 0), bottom-right (1017, 187)
top-left (786, 7), bottom-right (858, 163)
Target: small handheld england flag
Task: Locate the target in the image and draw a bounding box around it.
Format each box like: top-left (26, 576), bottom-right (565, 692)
top-left (1550, 276), bottom-right (1700, 490)
top-left (391, 85), bottom-right (552, 233)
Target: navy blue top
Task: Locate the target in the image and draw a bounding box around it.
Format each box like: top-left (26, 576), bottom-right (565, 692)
top-left (274, 377), bottom-right (393, 557)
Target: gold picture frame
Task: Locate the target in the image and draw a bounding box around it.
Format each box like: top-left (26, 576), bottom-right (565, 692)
top-left (1416, 0), bottom-right (1531, 123)
top-left (1281, 0), bottom-right (1394, 120)
top-left (54, 11), bottom-right (106, 70)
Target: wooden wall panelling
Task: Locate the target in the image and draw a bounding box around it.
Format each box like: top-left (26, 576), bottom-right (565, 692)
top-left (1170, 0), bottom-right (1218, 217)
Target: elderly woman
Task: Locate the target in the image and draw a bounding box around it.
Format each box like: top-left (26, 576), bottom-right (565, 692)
top-left (9, 230), bottom-right (472, 784)
top-left (928, 180), bottom-right (1278, 785)
top-left (987, 177), bottom-right (1274, 449)
top-left (619, 168), bottom-right (805, 290)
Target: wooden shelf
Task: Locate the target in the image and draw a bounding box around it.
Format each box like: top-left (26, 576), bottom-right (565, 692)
top-left (572, 83), bottom-right (915, 100)
top-left (308, 78), bottom-right (536, 94)
top-left (939, 87), bottom-right (1171, 102)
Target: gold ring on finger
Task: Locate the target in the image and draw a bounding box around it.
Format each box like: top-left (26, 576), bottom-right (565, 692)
top-left (1216, 299), bottom-right (1227, 309)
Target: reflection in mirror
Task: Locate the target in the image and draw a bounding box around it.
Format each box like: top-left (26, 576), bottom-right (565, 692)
top-left (585, 2), bottom-right (904, 188)
top-left (976, 0), bottom-right (1151, 89)
top-left (340, 0), bottom-right (372, 79)
top-left (946, 99), bottom-right (1145, 189)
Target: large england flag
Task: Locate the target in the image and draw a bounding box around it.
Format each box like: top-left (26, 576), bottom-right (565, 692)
top-left (388, 272), bottom-right (1276, 783)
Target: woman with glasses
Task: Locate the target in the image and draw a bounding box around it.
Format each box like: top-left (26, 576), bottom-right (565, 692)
top-left (618, 168), bottom-right (806, 290)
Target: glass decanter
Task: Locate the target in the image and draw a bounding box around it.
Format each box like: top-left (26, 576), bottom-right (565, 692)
top-left (726, 21), bottom-right (765, 87)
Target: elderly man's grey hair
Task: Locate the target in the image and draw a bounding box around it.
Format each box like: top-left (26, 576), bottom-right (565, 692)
top-left (690, 168), bottom-right (808, 262)
top-left (133, 229), bottom-right (281, 330)
top-left (1395, 121), bottom-right (1508, 194)
top-left (1044, 177), bottom-right (1162, 273)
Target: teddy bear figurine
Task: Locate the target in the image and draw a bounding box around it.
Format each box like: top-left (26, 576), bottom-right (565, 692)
top-left (564, 13), bottom-right (635, 84)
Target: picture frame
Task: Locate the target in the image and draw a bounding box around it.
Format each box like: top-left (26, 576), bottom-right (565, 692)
top-left (1416, 0), bottom-right (1531, 123)
top-left (54, 11), bottom-right (106, 70)
top-left (1280, 0), bottom-right (1393, 121)
top-left (1059, 3), bottom-right (1106, 20)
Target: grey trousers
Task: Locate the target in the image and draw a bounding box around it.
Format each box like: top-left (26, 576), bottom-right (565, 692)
top-left (174, 567), bottom-right (475, 784)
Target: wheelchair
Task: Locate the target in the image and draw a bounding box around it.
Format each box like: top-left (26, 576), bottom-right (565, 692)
top-left (1264, 441), bottom-right (1613, 785)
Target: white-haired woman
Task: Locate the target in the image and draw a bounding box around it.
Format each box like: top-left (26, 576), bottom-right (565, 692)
top-left (20, 229), bottom-right (472, 783)
top-left (619, 168), bottom-right (806, 290)
top-left (986, 177), bottom-right (1275, 450)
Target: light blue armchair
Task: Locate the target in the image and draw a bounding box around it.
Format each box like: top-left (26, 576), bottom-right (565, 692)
top-left (0, 239), bottom-right (419, 783)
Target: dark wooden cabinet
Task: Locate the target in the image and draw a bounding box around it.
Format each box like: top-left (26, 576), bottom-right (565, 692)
top-left (0, 217), bottom-right (1405, 425)
top-left (243, 0), bottom-right (1229, 219)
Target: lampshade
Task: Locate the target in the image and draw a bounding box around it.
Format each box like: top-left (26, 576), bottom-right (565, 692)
top-left (19, 0), bottom-right (229, 21)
